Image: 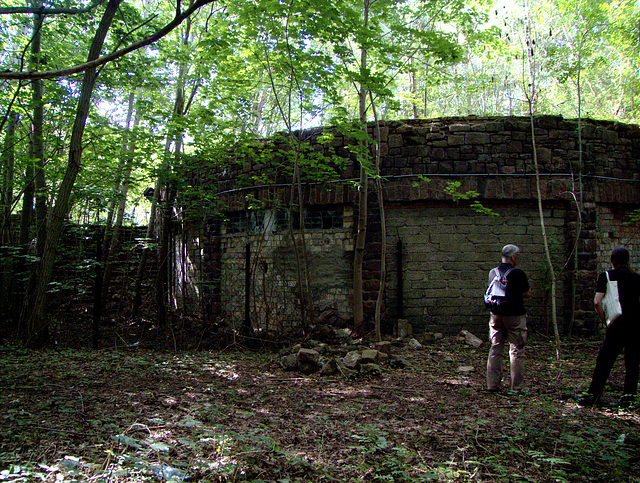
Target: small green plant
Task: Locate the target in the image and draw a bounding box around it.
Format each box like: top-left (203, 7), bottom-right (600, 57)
top-left (348, 428), bottom-right (414, 482)
top-left (528, 450), bottom-right (570, 482)
top-left (413, 177), bottom-right (499, 217)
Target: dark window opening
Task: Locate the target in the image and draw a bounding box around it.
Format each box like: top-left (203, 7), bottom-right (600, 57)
top-left (224, 207), bottom-right (343, 234)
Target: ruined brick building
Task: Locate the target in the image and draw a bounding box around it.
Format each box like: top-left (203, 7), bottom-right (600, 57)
top-left (175, 116), bottom-right (640, 337)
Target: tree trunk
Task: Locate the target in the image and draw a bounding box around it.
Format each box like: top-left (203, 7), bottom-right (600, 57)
top-left (102, 90), bottom-right (136, 251)
top-left (371, 164), bottom-right (384, 341)
top-left (155, 181), bottom-right (174, 329)
top-left (1, 111), bottom-right (17, 244)
top-left (410, 57), bottom-right (418, 119)
top-left (155, 18), bottom-right (190, 332)
top-left (132, 170), bottom-right (161, 315)
top-left (369, 91), bottom-right (385, 342)
top-left (0, 111), bottom-right (17, 330)
top-left (525, 4), bottom-right (560, 359)
top-left (262, 42), bottom-right (315, 332)
top-left (286, 135), bottom-right (314, 332)
top-left (353, 0), bottom-right (370, 335)
top-left (101, 91), bottom-right (140, 304)
top-left (15, 159), bottom-right (35, 333)
top-left (31, 2), bottom-right (47, 267)
top-left (20, 0), bottom-right (123, 347)
top-left (18, 158), bottom-right (35, 252)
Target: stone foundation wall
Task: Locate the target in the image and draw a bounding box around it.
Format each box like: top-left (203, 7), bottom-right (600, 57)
top-left (384, 201), bottom-right (566, 335)
top-left (180, 116), bottom-right (640, 336)
top-left (216, 217), bottom-right (354, 331)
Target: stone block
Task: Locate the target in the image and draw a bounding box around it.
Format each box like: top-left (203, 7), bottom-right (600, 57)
top-left (460, 330), bottom-right (484, 348)
top-left (374, 341), bottom-right (392, 355)
top-left (448, 135), bottom-right (465, 146)
top-left (389, 134), bottom-right (404, 148)
top-left (397, 319), bottom-right (413, 338)
top-left (427, 132), bottom-right (446, 141)
top-left (361, 363), bottom-right (382, 374)
top-left (465, 132), bottom-right (491, 144)
top-left (343, 350), bottom-right (362, 369)
top-left (361, 349), bottom-right (381, 363)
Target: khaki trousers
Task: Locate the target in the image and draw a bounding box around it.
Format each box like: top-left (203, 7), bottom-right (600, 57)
top-left (486, 313), bottom-right (527, 391)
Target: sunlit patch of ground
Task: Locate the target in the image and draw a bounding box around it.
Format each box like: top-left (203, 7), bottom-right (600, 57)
top-left (1, 337), bottom-right (639, 482)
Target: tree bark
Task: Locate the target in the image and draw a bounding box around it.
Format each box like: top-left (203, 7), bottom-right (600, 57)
top-left (0, 111), bottom-right (17, 329)
top-left (0, 0), bottom-right (217, 81)
top-left (102, 91), bottom-right (136, 250)
top-left (369, 91), bottom-right (385, 342)
top-left (525, 4), bottom-right (560, 359)
top-left (18, 159), bottom-right (35, 252)
top-left (20, 0), bottom-right (123, 347)
top-left (1, 111), bottom-right (17, 245)
top-left (31, 0), bottom-right (48, 273)
top-left (132, 164), bottom-right (162, 315)
top-left (353, 0), bottom-right (370, 335)
top-left (262, 44), bottom-right (315, 331)
top-left (155, 17), bottom-right (190, 332)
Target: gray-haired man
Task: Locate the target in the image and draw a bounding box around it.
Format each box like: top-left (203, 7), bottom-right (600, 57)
top-left (486, 244), bottom-right (531, 392)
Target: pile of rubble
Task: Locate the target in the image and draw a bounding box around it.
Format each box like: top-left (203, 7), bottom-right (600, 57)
top-left (278, 324), bottom-right (485, 377)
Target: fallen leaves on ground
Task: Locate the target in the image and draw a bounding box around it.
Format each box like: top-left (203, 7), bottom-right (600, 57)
top-left (1, 336), bottom-right (640, 482)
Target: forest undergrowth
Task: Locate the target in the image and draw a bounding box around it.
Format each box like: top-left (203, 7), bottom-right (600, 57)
top-left (1, 336), bottom-right (640, 482)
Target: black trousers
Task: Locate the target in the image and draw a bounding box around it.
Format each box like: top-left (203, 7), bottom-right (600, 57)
top-left (588, 315), bottom-right (640, 397)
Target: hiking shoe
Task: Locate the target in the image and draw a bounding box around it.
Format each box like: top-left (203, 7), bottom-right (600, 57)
top-left (618, 395), bottom-right (637, 409)
top-left (574, 393), bottom-right (600, 406)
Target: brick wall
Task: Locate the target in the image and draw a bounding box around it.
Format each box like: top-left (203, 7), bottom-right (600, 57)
top-left (384, 202), bottom-right (565, 335)
top-left (213, 210), bottom-right (355, 332)
top-left (181, 115), bottom-right (640, 336)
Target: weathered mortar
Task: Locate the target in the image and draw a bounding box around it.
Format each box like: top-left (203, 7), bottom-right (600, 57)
top-left (383, 201), bottom-right (566, 335)
top-left (181, 115), bottom-right (640, 336)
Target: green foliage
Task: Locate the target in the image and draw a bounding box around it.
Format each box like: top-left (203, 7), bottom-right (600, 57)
top-left (412, 177), bottom-right (499, 217)
top-left (476, 405), bottom-right (633, 482)
top-left (0, 0), bottom-right (635, 234)
top-left (348, 428), bottom-right (415, 481)
top-left (0, 0), bottom-right (637, 347)
top-left (627, 208), bottom-right (640, 226)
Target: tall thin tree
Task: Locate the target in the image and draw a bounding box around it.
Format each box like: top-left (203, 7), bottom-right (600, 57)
top-left (20, 0), bottom-right (124, 347)
top-left (524, 0), bottom-right (561, 359)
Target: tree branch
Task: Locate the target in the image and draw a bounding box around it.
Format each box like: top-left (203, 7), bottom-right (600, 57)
top-left (0, 0), bottom-right (216, 81)
top-left (0, 0), bottom-right (108, 16)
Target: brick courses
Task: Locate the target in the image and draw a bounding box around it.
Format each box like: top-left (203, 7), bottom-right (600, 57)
top-left (182, 116), bottom-right (640, 336)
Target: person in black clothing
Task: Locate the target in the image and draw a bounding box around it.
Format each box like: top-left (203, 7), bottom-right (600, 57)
top-left (576, 247), bottom-right (640, 407)
top-left (486, 244), bottom-right (531, 392)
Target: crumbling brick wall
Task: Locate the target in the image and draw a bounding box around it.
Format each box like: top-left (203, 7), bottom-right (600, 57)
top-left (181, 115), bottom-right (640, 336)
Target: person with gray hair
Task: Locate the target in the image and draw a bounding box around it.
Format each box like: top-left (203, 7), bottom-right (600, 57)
top-left (486, 244), bottom-right (531, 392)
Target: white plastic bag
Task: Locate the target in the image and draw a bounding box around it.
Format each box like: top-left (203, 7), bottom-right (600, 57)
top-left (602, 271), bottom-right (622, 325)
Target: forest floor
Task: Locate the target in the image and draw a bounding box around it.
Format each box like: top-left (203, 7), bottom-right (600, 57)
top-left (2, 335), bottom-right (640, 482)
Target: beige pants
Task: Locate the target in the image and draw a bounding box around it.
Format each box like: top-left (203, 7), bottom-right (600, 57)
top-left (486, 313), bottom-right (527, 391)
